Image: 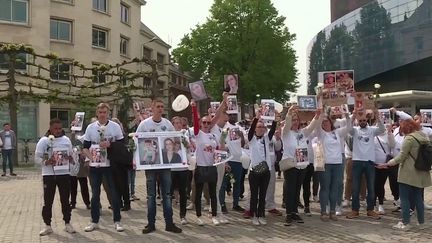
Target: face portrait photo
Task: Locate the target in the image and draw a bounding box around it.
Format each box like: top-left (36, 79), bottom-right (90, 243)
top-left (295, 148), bottom-right (308, 163)
top-left (138, 138), bottom-right (160, 165)
top-left (420, 110), bottom-right (432, 126)
top-left (224, 74), bottom-right (239, 94)
top-left (226, 96), bottom-right (238, 114)
top-left (189, 80), bottom-right (208, 101)
top-left (323, 72), bottom-right (336, 89)
top-left (336, 71), bottom-right (354, 93)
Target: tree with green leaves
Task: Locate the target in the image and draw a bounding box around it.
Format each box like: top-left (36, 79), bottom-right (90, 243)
top-left (172, 0), bottom-right (298, 104)
top-left (307, 31), bottom-right (326, 95)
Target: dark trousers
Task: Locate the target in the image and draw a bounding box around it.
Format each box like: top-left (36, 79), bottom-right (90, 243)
top-left (284, 168), bottom-right (306, 215)
top-left (171, 170), bottom-right (189, 218)
top-left (112, 166), bottom-right (130, 208)
top-left (240, 168), bottom-right (248, 197)
top-left (302, 164), bottom-right (318, 208)
top-left (388, 165), bottom-right (399, 201)
top-left (70, 176), bottom-right (90, 206)
top-left (42, 175), bottom-right (71, 225)
top-left (249, 170), bottom-right (271, 217)
top-left (195, 181), bottom-right (217, 217)
top-left (2, 149), bottom-right (14, 173)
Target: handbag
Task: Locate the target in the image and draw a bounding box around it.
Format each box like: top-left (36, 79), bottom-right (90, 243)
top-left (252, 161), bottom-right (270, 174)
top-left (279, 158), bottom-right (296, 171)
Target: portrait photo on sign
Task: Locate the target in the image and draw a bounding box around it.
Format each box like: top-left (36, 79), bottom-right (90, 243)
top-left (420, 109), bottom-right (432, 126)
top-left (224, 74), bottom-right (239, 94)
top-left (188, 80), bottom-right (208, 101)
top-left (213, 150), bottom-right (231, 166)
top-left (161, 137), bottom-right (184, 165)
top-left (209, 102), bottom-right (220, 116)
top-left (52, 148), bottom-right (69, 171)
top-left (138, 138), bottom-right (160, 165)
top-left (297, 95), bottom-right (317, 111)
top-left (226, 95), bottom-right (238, 114)
top-left (229, 128), bottom-right (241, 141)
top-left (379, 109), bottom-right (391, 125)
top-left (295, 148), bottom-right (308, 163)
top-left (89, 144), bottom-right (108, 167)
top-left (323, 72), bottom-right (336, 89)
top-left (261, 99), bottom-right (276, 120)
top-left (71, 112), bottom-right (85, 131)
top-left (336, 70), bottom-right (354, 93)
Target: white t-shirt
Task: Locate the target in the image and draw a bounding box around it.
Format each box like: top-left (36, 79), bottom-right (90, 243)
top-left (282, 130), bottom-right (309, 169)
top-left (249, 135), bottom-right (273, 170)
top-left (83, 120), bottom-right (124, 167)
top-left (350, 123), bottom-right (385, 162)
top-left (35, 136), bottom-right (73, 176)
top-left (374, 133), bottom-right (393, 164)
top-left (3, 131), bottom-right (12, 149)
top-left (421, 126), bottom-right (432, 141)
top-left (195, 130), bottom-right (218, 166)
top-left (136, 117), bottom-right (174, 132)
top-left (393, 126), bottom-right (404, 157)
top-left (224, 123), bottom-right (244, 162)
top-left (317, 128), bottom-right (347, 164)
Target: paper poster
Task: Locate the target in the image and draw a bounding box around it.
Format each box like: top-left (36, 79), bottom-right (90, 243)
top-left (135, 131), bottom-right (188, 170)
top-left (335, 70), bottom-right (355, 93)
top-left (89, 144), bottom-right (109, 167)
top-left (354, 92), bottom-right (375, 110)
top-left (330, 104), bottom-right (349, 117)
top-left (224, 74), bottom-right (239, 94)
top-left (189, 80), bottom-right (208, 101)
top-left (213, 150), bottom-right (232, 166)
top-left (420, 109), bottom-right (432, 126)
top-left (319, 70), bottom-right (355, 106)
top-left (379, 109), bottom-right (391, 125)
top-left (52, 148), bottom-right (70, 171)
top-left (261, 99), bottom-right (276, 120)
top-left (209, 102), bottom-right (220, 116)
top-left (297, 95), bottom-right (317, 111)
top-left (295, 147), bottom-right (309, 164)
top-left (71, 112), bottom-right (85, 131)
top-left (226, 95), bottom-right (238, 114)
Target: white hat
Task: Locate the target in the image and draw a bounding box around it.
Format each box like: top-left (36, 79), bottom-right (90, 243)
top-left (172, 94), bottom-right (190, 112)
top-left (274, 101), bottom-right (283, 113)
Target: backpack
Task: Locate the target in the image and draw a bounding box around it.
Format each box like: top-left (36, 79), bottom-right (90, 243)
top-left (408, 135), bottom-right (432, 171)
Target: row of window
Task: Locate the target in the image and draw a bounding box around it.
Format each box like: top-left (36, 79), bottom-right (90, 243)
top-left (0, 0), bottom-right (130, 25)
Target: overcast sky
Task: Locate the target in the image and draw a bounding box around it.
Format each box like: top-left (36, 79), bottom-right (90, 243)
top-left (141, 0), bottom-right (331, 95)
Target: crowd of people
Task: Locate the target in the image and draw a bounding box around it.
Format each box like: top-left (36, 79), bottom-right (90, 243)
top-left (31, 91), bottom-right (432, 236)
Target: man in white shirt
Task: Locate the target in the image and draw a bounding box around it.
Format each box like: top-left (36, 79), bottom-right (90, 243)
top-left (347, 108), bottom-right (385, 219)
top-left (0, 123), bottom-right (17, 176)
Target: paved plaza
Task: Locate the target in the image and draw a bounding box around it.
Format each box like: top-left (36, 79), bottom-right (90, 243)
top-left (1, 167), bottom-right (432, 243)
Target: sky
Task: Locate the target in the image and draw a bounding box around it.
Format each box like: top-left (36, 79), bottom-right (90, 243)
top-left (141, 0), bottom-right (331, 95)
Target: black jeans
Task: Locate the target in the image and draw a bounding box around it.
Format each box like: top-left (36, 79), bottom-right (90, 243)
top-left (375, 168), bottom-right (390, 205)
top-left (112, 166), bottom-right (130, 208)
top-left (388, 165), bottom-right (399, 201)
top-left (240, 168), bottom-right (248, 197)
top-left (42, 175), bottom-right (71, 225)
top-left (284, 168), bottom-right (306, 215)
top-left (195, 181), bottom-right (217, 217)
top-left (249, 170), bottom-right (271, 217)
top-left (302, 164), bottom-right (317, 208)
top-left (70, 176), bottom-right (90, 206)
top-left (171, 170), bottom-right (189, 218)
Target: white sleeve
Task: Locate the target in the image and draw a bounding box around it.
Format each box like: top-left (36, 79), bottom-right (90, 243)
top-left (396, 111), bottom-right (412, 121)
top-left (34, 138), bottom-right (47, 165)
top-left (136, 121), bottom-right (146, 132)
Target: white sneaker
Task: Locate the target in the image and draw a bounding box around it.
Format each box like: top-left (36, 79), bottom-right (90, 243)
top-left (393, 199), bottom-right (400, 207)
top-left (186, 203), bottom-right (194, 210)
top-left (114, 222), bottom-right (124, 232)
top-left (326, 205), bottom-right (330, 214)
top-left (258, 217), bottom-right (267, 225)
top-left (393, 221), bottom-right (411, 231)
top-left (84, 222), bottom-right (99, 232)
top-left (219, 216), bottom-right (229, 224)
top-left (342, 200), bottom-right (350, 208)
top-left (424, 202), bottom-right (432, 210)
top-left (313, 195), bottom-right (319, 202)
top-left (335, 206), bottom-right (343, 216)
top-left (64, 223), bottom-right (76, 234)
top-left (378, 205), bottom-right (385, 215)
top-left (39, 225), bottom-right (53, 236)
top-left (212, 217), bottom-right (220, 226)
top-left (196, 217), bottom-right (204, 226)
top-left (157, 199), bottom-right (162, 206)
top-left (204, 205), bottom-right (210, 211)
top-left (252, 217), bottom-right (260, 225)
top-left (181, 218), bottom-right (188, 225)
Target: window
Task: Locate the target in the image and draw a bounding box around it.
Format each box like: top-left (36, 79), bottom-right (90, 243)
top-left (142, 46), bottom-right (152, 59)
top-left (92, 0), bottom-right (107, 13)
top-left (0, 52), bottom-right (27, 71)
top-left (120, 3), bottom-right (129, 24)
top-left (50, 19), bottom-right (72, 42)
top-left (50, 109), bottom-right (70, 129)
top-left (92, 27), bottom-right (108, 49)
top-left (50, 62), bottom-right (71, 81)
top-left (0, 0), bottom-right (28, 23)
top-left (157, 53), bottom-right (164, 71)
top-left (92, 63), bottom-right (106, 83)
top-left (0, 103), bottom-right (37, 140)
top-left (120, 36), bottom-right (129, 56)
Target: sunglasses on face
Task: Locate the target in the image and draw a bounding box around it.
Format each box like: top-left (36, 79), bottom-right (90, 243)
top-left (358, 120), bottom-right (367, 122)
top-left (256, 126), bottom-right (265, 128)
top-left (202, 121), bottom-right (211, 125)
top-left (300, 123), bottom-right (308, 126)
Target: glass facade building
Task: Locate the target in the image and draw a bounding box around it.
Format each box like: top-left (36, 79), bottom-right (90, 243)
top-left (308, 0), bottom-right (432, 95)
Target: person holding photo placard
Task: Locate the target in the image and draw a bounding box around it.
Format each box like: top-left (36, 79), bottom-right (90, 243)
top-left (35, 119), bottom-right (76, 236)
top-left (82, 103), bottom-right (125, 233)
top-left (136, 99), bottom-right (182, 234)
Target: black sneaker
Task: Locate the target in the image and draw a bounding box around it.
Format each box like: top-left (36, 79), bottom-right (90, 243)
top-left (142, 224), bottom-right (156, 234)
top-left (165, 224), bottom-right (182, 233)
top-left (282, 202), bottom-right (286, 208)
top-left (10, 173), bottom-right (17, 176)
top-left (292, 213), bottom-right (304, 223)
top-left (70, 204), bottom-right (76, 209)
top-left (284, 216), bottom-right (293, 226)
top-left (298, 203), bottom-right (304, 209)
top-left (1, 173), bottom-right (6, 177)
top-left (121, 205), bottom-right (131, 211)
top-left (86, 204), bottom-right (91, 210)
top-left (232, 205), bottom-right (244, 212)
top-left (304, 207), bottom-right (311, 216)
top-left (221, 205), bottom-right (228, 214)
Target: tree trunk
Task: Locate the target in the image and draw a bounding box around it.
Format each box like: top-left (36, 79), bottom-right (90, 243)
top-left (7, 53), bottom-right (19, 166)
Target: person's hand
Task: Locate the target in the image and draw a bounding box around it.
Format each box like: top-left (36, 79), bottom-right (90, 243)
top-left (389, 107), bottom-right (397, 114)
top-left (315, 108), bottom-right (322, 118)
top-left (225, 164), bottom-right (231, 173)
top-left (255, 108), bottom-right (262, 120)
top-left (386, 124), bottom-right (393, 133)
top-left (190, 99), bottom-right (196, 107)
top-left (375, 163), bottom-right (388, 169)
top-left (222, 91), bottom-right (229, 101)
top-left (100, 140), bottom-right (110, 149)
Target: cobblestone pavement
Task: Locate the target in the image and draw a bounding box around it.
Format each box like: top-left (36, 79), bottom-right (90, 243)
top-left (1, 168), bottom-right (432, 243)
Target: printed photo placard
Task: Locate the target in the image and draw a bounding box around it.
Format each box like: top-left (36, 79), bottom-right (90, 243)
top-left (89, 144), bottom-right (109, 167)
top-left (71, 112), bottom-right (85, 131)
top-left (354, 92), bottom-right (375, 110)
top-left (209, 102), bottom-right (220, 116)
top-left (420, 109), bottom-right (432, 126)
top-left (52, 148), bottom-right (70, 171)
top-left (226, 95), bottom-right (238, 114)
top-left (295, 147), bottom-right (309, 164)
top-left (379, 109), bottom-right (391, 125)
top-left (135, 131), bottom-right (188, 170)
top-left (319, 70), bottom-right (355, 106)
top-left (261, 99), bottom-right (276, 121)
top-left (213, 150), bottom-right (233, 166)
top-left (224, 74), bottom-right (239, 95)
top-left (189, 80), bottom-right (208, 101)
top-left (297, 95), bottom-right (317, 111)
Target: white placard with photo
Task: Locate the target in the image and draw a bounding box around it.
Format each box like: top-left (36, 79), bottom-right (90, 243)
top-left (213, 150), bottom-right (233, 166)
top-left (297, 95), bottom-right (317, 111)
top-left (71, 112), bottom-right (85, 131)
top-left (89, 144), bottom-right (109, 167)
top-left (134, 131), bottom-right (188, 170)
top-left (52, 148), bottom-right (70, 171)
top-left (188, 80), bottom-right (208, 101)
top-left (260, 99), bottom-right (276, 121)
top-left (420, 109), bottom-right (432, 126)
top-left (210, 102), bottom-right (220, 116)
top-left (226, 95), bottom-right (238, 114)
top-left (379, 109), bottom-right (391, 125)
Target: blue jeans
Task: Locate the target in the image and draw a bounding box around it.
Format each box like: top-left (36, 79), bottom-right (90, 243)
top-left (2, 149), bottom-right (14, 173)
top-left (319, 164), bottom-right (344, 214)
top-left (399, 183), bottom-right (424, 224)
top-left (352, 160), bottom-right (376, 211)
top-left (89, 167), bottom-right (121, 223)
top-left (128, 169), bottom-right (136, 196)
top-left (337, 154), bottom-right (346, 206)
top-left (219, 161), bottom-right (243, 208)
top-left (145, 169), bottom-right (173, 226)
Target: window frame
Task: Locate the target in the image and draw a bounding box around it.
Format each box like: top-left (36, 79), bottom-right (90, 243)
top-left (50, 18), bottom-right (72, 43)
top-left (50, 61), bottom-right (71, 82)
top-left (0, 52), bottom-right (27, 72)
top-left (157, 53), bottom-right (165, 71)
top-left (92, 0), bottom-right (108, 14)
top-left (120, 35), bottom-right (129, 57)
top-left (142, 46), bottom-right (152, 59)
top-left (0, 0), bottom-right (29, 25)
top-left (50, 109), bottom-right (70, 130)
top-left (120, 2), bottom-right (130, 24)
top-left (92, 26), bottom-right (108, 49)
top-left (92, 63), bottom-right (106, 84)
